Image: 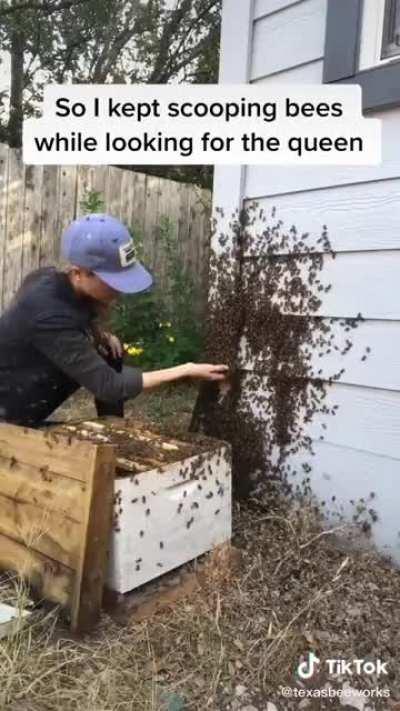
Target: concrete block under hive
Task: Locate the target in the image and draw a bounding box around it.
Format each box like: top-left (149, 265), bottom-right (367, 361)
top-left (60, 419), bottom-right (232, 594)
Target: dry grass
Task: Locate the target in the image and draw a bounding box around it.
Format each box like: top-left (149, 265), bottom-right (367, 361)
top-left (1, 493), bottom-right (399, 711)
top-left (2, 387), bottom-right (399, 709)
top-left (51, 383), bottom-right (198, 431)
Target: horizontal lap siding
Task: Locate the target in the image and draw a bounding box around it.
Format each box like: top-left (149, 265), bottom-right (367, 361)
top-left (245, 108), bottom-right (400, 197)
top-left (240, 319), bottom-right (400, 392)
top-left (253, 59), bottom-right (324, 84)
top-left (242, 374), bottom-right (400, 460)
top-left (254, 0), bottom-right (304, 20)
top-left (288, 441), bottom-right (400, 564)
top-left (244, 179), bottom-right (400, 253)
top-left (236, 0), bottom-right (400, 560)
top-left (244, 251), bottom-right (400, 319)
top-left (251, 0), bottom-right (326, 80)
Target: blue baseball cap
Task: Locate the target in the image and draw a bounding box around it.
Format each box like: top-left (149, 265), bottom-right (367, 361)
top-left (61, 214), bottom-right (153, 294)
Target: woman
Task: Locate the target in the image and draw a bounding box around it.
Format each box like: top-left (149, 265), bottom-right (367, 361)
top-left (0, 213), bottom-right (228, 427)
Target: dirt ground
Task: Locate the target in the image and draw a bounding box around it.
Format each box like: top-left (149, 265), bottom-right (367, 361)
top-left (1, 386), bottom-right (399, 711)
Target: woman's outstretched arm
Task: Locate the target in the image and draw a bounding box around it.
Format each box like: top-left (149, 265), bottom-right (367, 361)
top-left (142, 363), bottom-right (229, 390)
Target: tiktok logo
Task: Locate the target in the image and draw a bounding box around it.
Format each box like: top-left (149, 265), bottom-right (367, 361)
top-left (297, 652), bottom-right (320, 680)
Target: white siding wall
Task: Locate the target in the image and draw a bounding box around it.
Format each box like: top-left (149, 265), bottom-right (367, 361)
top-left (215, 0), bottom-right (400, 564)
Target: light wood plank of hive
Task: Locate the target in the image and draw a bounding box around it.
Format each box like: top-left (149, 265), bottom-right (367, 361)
top-left (0, 423), bottom-right (115, 632)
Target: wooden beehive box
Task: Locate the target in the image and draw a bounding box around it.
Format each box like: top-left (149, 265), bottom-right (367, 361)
top-left (57, 419), bottom-right (232, 595)
top-left (0, 423), bottom-right (115, 632)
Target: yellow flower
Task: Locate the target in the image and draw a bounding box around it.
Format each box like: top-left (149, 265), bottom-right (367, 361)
top-left (165, 321), bottom-right (172, 328)
top-left (127, 346), bottom-right (144, 356)
top-left (159, 322), bottom-right (163, 328)
top-left (167, 335), bottom-right (175, 343)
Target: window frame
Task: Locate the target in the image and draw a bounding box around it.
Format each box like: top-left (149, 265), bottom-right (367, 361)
top-left (323, 0), bottom-right (400, 112)
top-left (381, 0), bottom-right (400, 60)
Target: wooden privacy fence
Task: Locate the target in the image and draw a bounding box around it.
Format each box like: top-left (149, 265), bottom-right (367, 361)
top-left (0, 143), bottom-right (211, 311)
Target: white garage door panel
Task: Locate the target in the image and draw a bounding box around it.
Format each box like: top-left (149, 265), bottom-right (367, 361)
top-left (251, 0), bottom-right (327, 80)
top-left (288, 441), bottom-right (400, 565)
top-left (252, 59), bottom-right (324, 85)
top-left (244, 251), bottom-right (400, 319)
top-left (243, 179), bottom-right (400, 254)
top-left (254, 0), bottom-right (304, 20)
top-left (240, 319), bottom-right (400, 392)
top-left (245, 109), bottom-right (400, 197)
top-left (241, 375), bottom-right (400, 459)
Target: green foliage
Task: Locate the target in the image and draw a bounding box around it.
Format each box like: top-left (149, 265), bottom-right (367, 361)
top-left (112, 215), bottom-right (203, 370)
top-left (0, 0), bottom-right (221, 151)
top-left (74, 188), bottom-right (203, 369)
top-left (79, 190), bottom-right (105, 214)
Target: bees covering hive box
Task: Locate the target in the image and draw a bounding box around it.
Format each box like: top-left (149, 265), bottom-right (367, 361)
top-left (58, 419), bottom-right (232, 594)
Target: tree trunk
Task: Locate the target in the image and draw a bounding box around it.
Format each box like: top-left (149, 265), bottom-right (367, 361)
top-left (7, 17), bottom-right (25, 148)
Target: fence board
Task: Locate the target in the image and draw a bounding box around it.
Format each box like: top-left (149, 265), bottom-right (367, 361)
top-left (3, 148), bottom-right (24, 306)
top-left (92, 165), bottom-right (109, 199)
top-left (40, 166), bottom-right (60, 265)
top-left (178, 184), bottom-right (192, 274)
top-left (119, 167), bottom-right (134, 224)
top-left (21, 165), bottom-right (43, 277)
top-left (143, 175), bottom-right (161, 267)
top-left (0, 144), bottom-right (9, 310)
top-left (107, 167), bottom-right (123, 217)
top-left (58, 165), bottom-right (78, 235)
top-left (76, 165), bottom-right (93, 214)
top-left (131, 172), bottom-right (147, 236)
top-left (0, 144), bottom-right (211, 311)
top-left (156, 177), bottom-right (176, 285)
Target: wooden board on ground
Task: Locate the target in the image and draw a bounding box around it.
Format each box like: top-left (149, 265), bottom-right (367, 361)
top-left (0, 423), bottom-right (115, 632)
top-left (103, 543), bottom-right (241, 624)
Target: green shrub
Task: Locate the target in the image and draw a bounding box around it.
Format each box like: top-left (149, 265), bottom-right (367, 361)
top-left (79, 189), bottom-right (203, 369)
top-left (79, 190), bottom-right (105, 213)
top-left (112, 215), bottom-right (203, 370)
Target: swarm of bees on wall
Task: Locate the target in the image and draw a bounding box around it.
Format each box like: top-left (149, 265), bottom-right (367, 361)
top-left (191, 202), bottom-right (371, 509)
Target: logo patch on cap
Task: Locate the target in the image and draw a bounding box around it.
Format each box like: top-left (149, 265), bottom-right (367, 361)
top-left (119, 241), bottom-right (137, 268)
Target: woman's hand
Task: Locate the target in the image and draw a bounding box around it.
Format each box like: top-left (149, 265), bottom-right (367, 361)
top-left (102, 331), bottom-right (123, 359)
top-left (142, 363), bottom-right (229, 390)
top-left (185, 363), bottom-right (229, 381)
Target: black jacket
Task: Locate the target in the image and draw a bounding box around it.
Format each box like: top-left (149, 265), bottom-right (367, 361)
top-left (0, 268), bottom-right (142, 425)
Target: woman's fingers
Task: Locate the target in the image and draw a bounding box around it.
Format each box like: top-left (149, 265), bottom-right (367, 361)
top-left (208, 365), bottom-right (229, 380)
top-left (209, 372), bottom-right (228, 381)
top-left (189, 363), bottom-right (229, 380)
top-left (107, 334), bottom-right (123, 359)
top-left (115, 337), bottom-right (123, 358)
